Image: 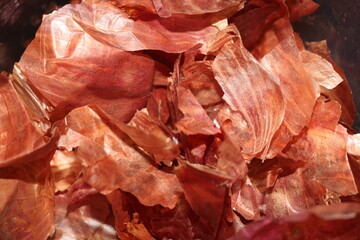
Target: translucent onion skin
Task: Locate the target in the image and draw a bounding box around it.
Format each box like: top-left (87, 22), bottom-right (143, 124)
top-left (1, 0), bottom-right (359, 239)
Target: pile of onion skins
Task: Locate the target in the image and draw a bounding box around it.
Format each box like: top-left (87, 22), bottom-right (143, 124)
top-left (1, 0), bottom-right (360, 239)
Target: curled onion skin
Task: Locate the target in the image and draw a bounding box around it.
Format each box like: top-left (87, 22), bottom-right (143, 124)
top-left (1, 0), bottom-right (360, 239)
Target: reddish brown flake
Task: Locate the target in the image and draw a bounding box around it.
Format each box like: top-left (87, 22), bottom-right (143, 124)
top-left (59, 106), bottom-right (183, 208)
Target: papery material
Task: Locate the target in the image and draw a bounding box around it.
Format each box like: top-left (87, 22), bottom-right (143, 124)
top-left (216, 211), bottom-right (245, 240)
top-left (260, 33), bottom-right (320, 158)
top-left (109, 191), bottom-right (212, 240)
top-left (251, 17), bottom-right (294, 59)
top-left (17, 0), bottom-right (155, 122)
top-left (146, 198), bottom-right (202, 240)
top-left (180, 55), bottom-right (223, 107)
top-left (152, 0), bottom-right (244, 17)
top-left (146, 88), bottom-right (170, 123)
top-left (0, 159), bottom-right (55, 240)
top-left (11, 64), bottom-right (53, 134)
top-left (17, 0), bottom-right (221, 122)
top-left (320, 77), bottom-right (355, 127)
top-left (67, 178), bottom-right (98, 205)
top-left (176, 87), bottom-right (221, 135)
top-left (229, 203), bottom-right (360, 240)
top-left (0, 73), bottom-right (50, 167)
top-left (183, 134), bottom-right (215, 164)
top-left (265, 169), bottom-right (326, 218)
top-left (285, 0), bottom-right (319, 22)
top-left (216, 137), bottom-right (247, 179)
top-left (347, 155), bottom-right (360, 194)
top-left (21, 0), bottom-right (220, 53)
top-left (307, 124), bottom-right (358, 195)
top-left (247, 158), bottom-right (283, 193)
top-left (0, 61), bottom-right (57, 240)
top-left (283, 98), bottom-right (358, 196)
top-left (212, 27), bottom-right (285, 159)
top-left (59, 105), bottom-right (183, 208)
top-left (301, 51), bottom-right (343, 89)
top-left (118, 109), bottom-right (179, 166)
top-left (231, 177), bottom-right (263, 220)
top-left (348, 134), bottom-right (360, 156)
top-left (230, 0), bottom-right (287, 51)
top-left (306, 40), bottom-right (355, 126)
top-left (153, 62), bottom-right (170, 86)
top-left (117, 0), bottom-right (244, 17)
top-left (126, 213), bottom-right (155, 240)
top-left (106, 190), bottom-right (141, 240)
top-left (2, 0), bottom-right (360, 239)
top-left (51, 150), bottom-right (83, 192)
top-left (115, 0), bottom-right (156, 14)
top-left (52, 193), bottom-right (118, 240)
top-left (176, 163), bottom-right (232, 236)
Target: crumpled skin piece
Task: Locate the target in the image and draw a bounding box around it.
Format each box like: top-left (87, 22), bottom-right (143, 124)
top-left (0, 158), bottom-right (55, 240)
top-left (117, 0), bottom-right (245, 18)
top-left (212, 26), bottom-right (285, 159)
top-left (231, 0), bottom-right (318, 53)
top-left (2, 0), bottom-right (360, 239)
top-left (109, 191), bottom-right (212, 240)
top-left (106, 190), bottom-right (143, 240)
top-left (114, 0), bottom-right (157, 14)
top-left (0, 60), bottom-right (60, 240)
top-left (175, 163), bottom-right (233, 237)
top-left (307, 124), bottom-right (358, 196)
top-left (17, 0), bottom-right (225, 122)
top-left (66, 178), bottom-right (99, 206)
top-left (145, 197), bottom-right (202, 240)
top-left (264, 169), bottom-right (326, 218)
top-left (230, 0), bottom-right (322, 151)
top-left (0, 73), bottom-right (50, 167)
top-left (17, 1), bottom-right (155, 123)
top-left (176, 87), bottom-right (221, 135)
top-left (301, 51), bottom-right (343, 90)
top-left (247, 157), bottom-right (293, 194)
top-left (52, 193), bottom-right (118, 240)
top-left (146, 88), bottom-right (170, 124)
top-left (31, 0), bottom-right (220, 53)
top-left (51, 150), bottom-right (83, 192)
top-left (59, 105), bottom-right (183, 208)
top-left (285, 0), bottom-right (319, 22)
top-left (229, 203), bottom-right (360, 240)
top-left (230, 0), bottom-right (288, 51)
top-left (118, 109), bottom-right (179, 166)
top-left (231, 177), bottom-right (263, 220)
top-left (306, 40), bottom-right (355, 126)
top-left (180, 52), bottom-right (223, 107)
top-left (260, 33), bottom-right (320, 158)
top-left (151, 0), bottom-right (244, 17)
top-left (260, 27), bottom-right (319, 127)
top-left (216, 136), bottom-right (248, 179)
top-left (282, 98), bottom-right (358, 196)
top-left (348, 134), bottom-right (360, 157)
top-left (125, 213), bottom-right (155, 240)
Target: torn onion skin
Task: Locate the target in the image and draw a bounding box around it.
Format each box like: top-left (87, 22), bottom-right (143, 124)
top-left (1, 0), bottom-right (360, 239)
top-left (229, 203), bottom-right (360, 240)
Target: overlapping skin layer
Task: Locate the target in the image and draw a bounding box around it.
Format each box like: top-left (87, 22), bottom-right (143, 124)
top-left (1, 0), bottom-right (359, 239)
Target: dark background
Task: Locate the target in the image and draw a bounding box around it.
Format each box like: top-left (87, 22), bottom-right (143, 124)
top-left (1, 0), bottom-right (360, 129)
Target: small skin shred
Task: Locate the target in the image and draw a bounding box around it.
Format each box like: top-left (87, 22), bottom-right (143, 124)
top-left (176, 87), bottom-right (221, 135)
